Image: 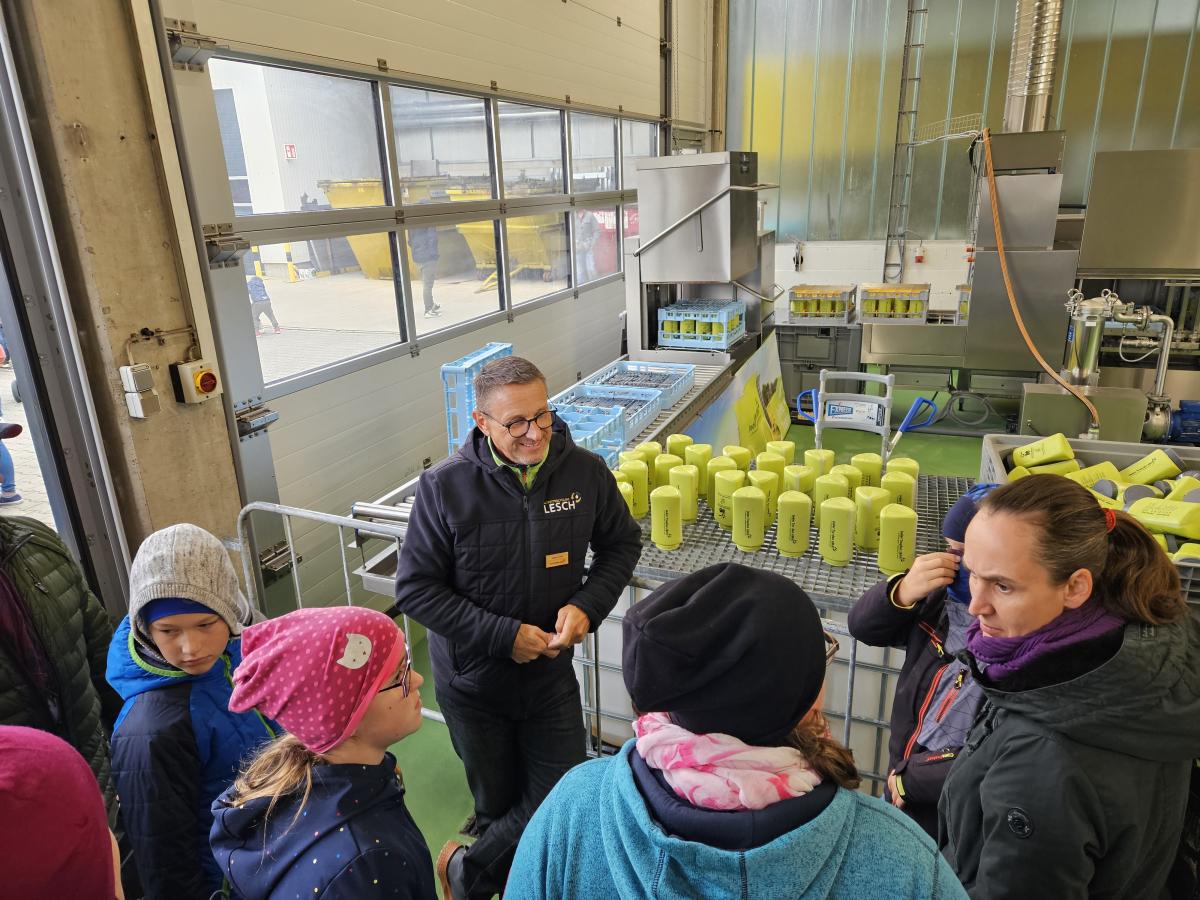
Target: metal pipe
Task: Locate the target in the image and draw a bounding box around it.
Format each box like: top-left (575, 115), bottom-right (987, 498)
top-left (1003, 0), bottom-right (1064, 133)
top-left (1112, 306), bottom-right (1174, 398)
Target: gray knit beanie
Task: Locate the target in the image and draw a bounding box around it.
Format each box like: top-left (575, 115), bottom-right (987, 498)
top-left (128, 524), bottom-right (254, 644)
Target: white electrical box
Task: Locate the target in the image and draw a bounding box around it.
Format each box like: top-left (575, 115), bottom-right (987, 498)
top-left (125, 390), bottom-right (161, 419)
top-left (170, 360), bottom-right (222, 404)
top-left (119, 363), bottom-right (154, 393)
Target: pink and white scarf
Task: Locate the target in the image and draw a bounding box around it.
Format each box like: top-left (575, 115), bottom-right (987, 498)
top-left (633, 712), bottom-right (822, 811)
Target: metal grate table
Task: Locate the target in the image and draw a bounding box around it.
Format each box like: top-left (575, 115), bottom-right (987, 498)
top-left (632, 475), bottom-right (975, 611)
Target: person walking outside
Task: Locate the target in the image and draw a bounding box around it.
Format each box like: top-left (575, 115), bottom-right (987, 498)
top-left (394, 355), bottom-right (642, 899)
top-left (246, 275), bottom-right (281, 335)
top-left (408, 223), bottom-right (441, 319)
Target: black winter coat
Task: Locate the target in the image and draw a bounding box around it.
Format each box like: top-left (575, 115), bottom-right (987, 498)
top-left (0, 516), bottom-right (120, 819)
top-left (939, 616), bottom-right (1200, 899)
top-left (847, 579), bottom-right (978, 838)
top-left (393, 422), bottom-right (642, 714)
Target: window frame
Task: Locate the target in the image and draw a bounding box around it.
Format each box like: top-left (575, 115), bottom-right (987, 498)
top-left (201, 49), bottom-right (657, 400)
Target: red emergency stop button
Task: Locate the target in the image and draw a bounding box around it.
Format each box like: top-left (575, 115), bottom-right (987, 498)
top-left (194, 370), bottom-right (218, 394)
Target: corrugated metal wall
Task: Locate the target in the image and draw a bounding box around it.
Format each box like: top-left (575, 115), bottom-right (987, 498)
top-left (730, 0), bottom-right (1200, 241)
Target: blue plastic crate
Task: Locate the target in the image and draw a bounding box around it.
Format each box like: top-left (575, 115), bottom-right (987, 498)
top-left (552, 383), bottom-right (663, 441)
top-left (554, 402), bottom-right (625, 452)
top-left (441, 342), bottom-right (513, 454)
top-left (658, 299), bottom-right (746, 350)
top-left (584, 360), bottom-right (695, 409)
top-left (598, 444), bottom-right (621, 468)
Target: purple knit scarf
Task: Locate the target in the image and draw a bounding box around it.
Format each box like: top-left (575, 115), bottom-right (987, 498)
top-left (966, 599), bottom-right (1125, 681)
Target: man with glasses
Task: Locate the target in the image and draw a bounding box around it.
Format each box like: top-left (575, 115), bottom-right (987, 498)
top-left (394, 355), bottom-right (642, 900)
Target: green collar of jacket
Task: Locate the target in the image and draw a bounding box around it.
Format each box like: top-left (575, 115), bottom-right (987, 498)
top-left (488, 437), bottom-right (548, 492)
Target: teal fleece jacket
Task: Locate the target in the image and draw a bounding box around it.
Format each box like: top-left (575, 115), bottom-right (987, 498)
top-left (507, 741), bottom-right (968, 900)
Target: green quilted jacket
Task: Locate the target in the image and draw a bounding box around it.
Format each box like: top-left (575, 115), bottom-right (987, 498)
top-left (0, 515), bottom-right (121, 818)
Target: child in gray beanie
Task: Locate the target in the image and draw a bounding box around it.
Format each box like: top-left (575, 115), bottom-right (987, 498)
top-left (106, 524), bottom-right (275, 899)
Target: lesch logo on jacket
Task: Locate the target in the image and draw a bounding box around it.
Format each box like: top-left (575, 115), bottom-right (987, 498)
top-left (544, 492), bottom-right (582, 514)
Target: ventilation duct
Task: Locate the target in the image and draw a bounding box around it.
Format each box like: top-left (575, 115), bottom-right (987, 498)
top-left (1002, 0), bottom-right (1064, 133)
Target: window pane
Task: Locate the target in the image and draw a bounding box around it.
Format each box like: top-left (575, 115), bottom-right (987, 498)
top-left (506, 213), bottom-right (570, 305)
top-left (209, 59), bottom-right (386, 216)
top-left (389, 86), bottom-right (494, 203)
top-left (243, 234), bottom-right (403, 383)
top-left (574, 207), bottom-right (620, 285)
top-left (623, 203), bottom-right (639, 239)
top-left (408, 218), bottom-right (503, 337)
top-left (498, 102), bottom-right (564, 196)
top-left (621, 121), bottom-right (658, 191)
top-left (570, 113), bottom-right (617, 192)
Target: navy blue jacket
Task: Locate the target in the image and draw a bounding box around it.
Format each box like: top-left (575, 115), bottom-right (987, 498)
top-left (210, 752), bottom-right (435, 900)
top-left (408, 227), bottom-right (439, 265)
top-left (107, 616), bottom-right (277, 900)
top-left (393, 421), bottom-right (642, 714)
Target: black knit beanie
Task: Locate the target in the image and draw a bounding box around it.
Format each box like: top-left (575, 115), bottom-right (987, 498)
top-left (622, 562), bottom-right (826, 746)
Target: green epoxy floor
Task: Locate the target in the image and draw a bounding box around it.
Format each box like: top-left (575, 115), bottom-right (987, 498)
top-left (397, 425), bottom-right (985, 894)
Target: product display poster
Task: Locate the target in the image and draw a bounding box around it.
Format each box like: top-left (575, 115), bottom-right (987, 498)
top-left (686, 331), bottom-right (791, 454)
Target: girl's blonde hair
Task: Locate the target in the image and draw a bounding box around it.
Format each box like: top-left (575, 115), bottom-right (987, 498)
top-left (226, 734), bottom-right (325, 827)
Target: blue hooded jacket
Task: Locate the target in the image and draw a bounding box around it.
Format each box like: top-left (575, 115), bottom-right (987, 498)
top-left (209, 752), bottom-right (436, 900)
top-left (107, 615), bottom-right (277, 900)
top-left (507, 741), bottom-right (968, 900)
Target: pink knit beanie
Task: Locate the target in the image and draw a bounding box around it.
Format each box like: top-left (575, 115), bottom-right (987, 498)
top-left (229, 606), bottom-right (403, 754)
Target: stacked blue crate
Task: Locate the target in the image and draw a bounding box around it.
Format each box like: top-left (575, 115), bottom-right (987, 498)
top-left (584, 360), bottom-right (695, 410)
top-left (552, 383), bottom-right (663, 441)
top-left (441, 342), bottom-right (513, 456)
top-left (554, 402), bottom-right (625, 463)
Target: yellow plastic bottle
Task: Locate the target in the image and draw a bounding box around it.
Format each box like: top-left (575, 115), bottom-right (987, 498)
top-left (805, 448), bottom-right (836, 477)
top-left (684, 444), bottom-right (713, 497)
top-left (831, 463), bottom-right (863, 495)
top-left (1173, 542), bottom-right (1200, 562)
top-left (1011, 433), bottom-right (1074, 469)
top-left (813, 472), bottom-right (851, 529)
top-left (755, 451), bottom-right (787, 483)
top-left (1007, 465), bottom-right (1032, 481)
top-left (1128, 497), bottom-right (1200, 539)
top-left (723, 445), bottom-right (753, 472)
top-left (617, 480), bottom-right (635, 515)
top-left (854, 486), bottom-right (892, 551)
top-left (1153, 533), bottom-right (1170, 552)
top-left (1027, 458), bottom-right (1083, 476)
top-left (748, 469), bottom-right (779, 523)
top-left (880, 470), bottom-right (915, 509)
top-left (766, 440), bottom-right (796, 466)
top-left (776, 491), bottom-right (812, 558)
top-left (713, 469), bottom-right (747, 530)
top-left (886, 456), bottom-right (920, 482)
top-left (669, 464), bottom-right (699, 523)
top-left (851, 452), bottom-right (884, 488)
top-left (1167, 476), bottom-right (1200, 502)
top-left (611, 469), bottom-right (630, 485)
top-left (618, 450), bottom-right (643, 468)
top-left (1120, 448), bottom-right (1186, 485)
top-left (666, 433), bottom-right (693, 460)
top-left (654, 453), bottom-right (683, 491)
top-left (819, 497), bottom-right (856, 567)
top-left (878, 503), bottom-right (918, 576)
top-left (636, 441), bottom-right (663, 468)
top-left (618, 459), bottom-right (649, 519)
top-left (783, 464), bottom-right (817, 495)
top-left (732, 486), bottom-right (767, 553)
top-left (1064, 461), bottom-right (1122, 489)
top-left (650, 485), bottom-right (682, 551)
top-left (706, 456), bottom-right (738, 509)
top-left (1087, 488), bottom-right (1124, 511)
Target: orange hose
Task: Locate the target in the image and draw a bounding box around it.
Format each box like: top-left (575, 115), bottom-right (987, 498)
top-left (981, 128), bottom-right (1100, 432)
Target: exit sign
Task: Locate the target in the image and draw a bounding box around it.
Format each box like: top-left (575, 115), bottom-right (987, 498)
top-left (283, 144), bottom-right (297, 160)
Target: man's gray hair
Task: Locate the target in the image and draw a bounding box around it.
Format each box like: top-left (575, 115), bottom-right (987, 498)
top-left (474, 356), bottom-right (547, 410)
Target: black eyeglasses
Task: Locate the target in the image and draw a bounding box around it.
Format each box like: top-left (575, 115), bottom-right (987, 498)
top-left (481, 407), bottom-right (555, 438)
top-left (379, 641), bottom-right (413, 698)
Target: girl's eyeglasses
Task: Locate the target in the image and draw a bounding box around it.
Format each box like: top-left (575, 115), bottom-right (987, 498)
top-left (379, 641), bottom-right (413, 697)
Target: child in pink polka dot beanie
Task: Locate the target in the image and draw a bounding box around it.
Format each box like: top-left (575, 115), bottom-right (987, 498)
top-left (210, 606), bottom-right (436, 899)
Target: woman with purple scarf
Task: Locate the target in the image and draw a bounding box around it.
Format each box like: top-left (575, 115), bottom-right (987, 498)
top-left (939, 475), bottom-right (1200, 899)
top-left (848, 482), bottom-right (997, 838)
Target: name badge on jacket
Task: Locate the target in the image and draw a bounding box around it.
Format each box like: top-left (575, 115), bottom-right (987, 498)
top-left (545, 552), bottom-right (569, 568)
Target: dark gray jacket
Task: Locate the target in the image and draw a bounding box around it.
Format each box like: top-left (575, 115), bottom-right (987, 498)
top-left (393, 421), bottom-right (642, 715)
top-left (939, 615), bottom-right (1200, 899)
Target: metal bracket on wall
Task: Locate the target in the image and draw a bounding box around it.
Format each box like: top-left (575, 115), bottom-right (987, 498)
top-left (235, 404), bottom-right (279, 442)
top-left (202, 224), bottom-right (249, 268)
top-left (163, 19), bottom-right (218, 72)
top-left (258, 541), bottom-right (300, 583)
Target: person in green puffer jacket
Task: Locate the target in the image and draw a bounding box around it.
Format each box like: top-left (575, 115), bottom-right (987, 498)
top-left (0, 514), bottom-right (121, 820)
